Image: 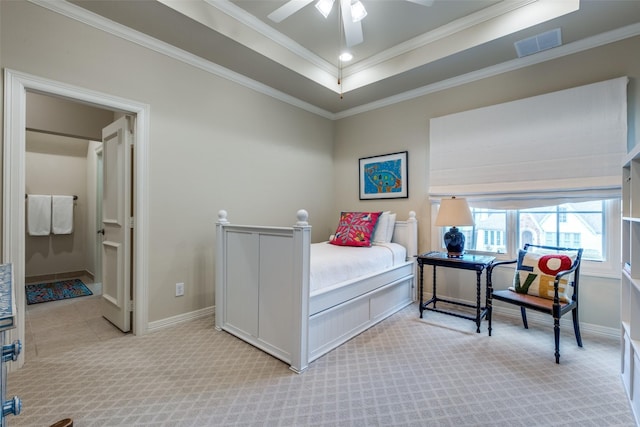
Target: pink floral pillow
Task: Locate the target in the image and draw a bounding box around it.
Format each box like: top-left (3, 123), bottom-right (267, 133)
top-left (330, 212), bottom-right (382, 247)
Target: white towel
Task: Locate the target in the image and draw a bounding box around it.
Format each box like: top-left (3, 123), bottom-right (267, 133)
top-left (52, 195), bottom-right (74, 235)
top-left (27, 195), bottom-right (51, 236)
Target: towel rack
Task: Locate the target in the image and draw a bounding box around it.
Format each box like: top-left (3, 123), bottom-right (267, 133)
top-left (25, 194), bottom-right (78, 200)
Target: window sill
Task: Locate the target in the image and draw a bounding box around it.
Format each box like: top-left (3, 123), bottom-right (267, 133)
top-left (464, 250), bottom-right (619, 280)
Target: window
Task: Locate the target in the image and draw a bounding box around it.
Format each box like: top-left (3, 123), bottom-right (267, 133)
top-left (518, 202), bottom-right (603, 260)
top-left (434, 199), bottom-right (619, 277)
top-left (559, 207), bottom-right (568, 223)
top-left (427, 79), bottom-right (626, 279)
top-left (466, 208), bottom-right (507, 253)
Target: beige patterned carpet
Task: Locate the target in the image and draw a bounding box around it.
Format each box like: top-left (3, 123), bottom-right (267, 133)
top-left (7, 303), bottom-right (635, 426)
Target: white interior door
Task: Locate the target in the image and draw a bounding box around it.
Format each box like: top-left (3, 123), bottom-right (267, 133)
top-left (100, 116), bottom-right (132, 332)
top-left (95, 146), bottom-right (103, 287)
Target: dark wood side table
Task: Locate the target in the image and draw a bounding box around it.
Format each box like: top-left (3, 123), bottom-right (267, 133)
top-left (417, 252), bottom-right (495, 333)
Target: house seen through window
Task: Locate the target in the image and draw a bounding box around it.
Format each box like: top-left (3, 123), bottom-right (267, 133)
top-left (446, 200), bottom-right (609, 262)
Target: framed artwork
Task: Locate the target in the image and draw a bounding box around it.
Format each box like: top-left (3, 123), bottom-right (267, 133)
top-left (359, 151), bottom-right (408, 200)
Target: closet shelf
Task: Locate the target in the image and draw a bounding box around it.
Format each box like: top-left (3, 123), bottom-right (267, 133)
top-left (25, 194), bottom-right (77, 200)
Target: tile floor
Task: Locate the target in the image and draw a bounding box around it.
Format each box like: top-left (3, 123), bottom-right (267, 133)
top-left (24, 275), bottom-right (125, 362)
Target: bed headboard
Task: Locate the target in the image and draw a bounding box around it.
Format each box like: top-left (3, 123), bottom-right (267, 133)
top-left (391, 211), bottom-right (418, 259)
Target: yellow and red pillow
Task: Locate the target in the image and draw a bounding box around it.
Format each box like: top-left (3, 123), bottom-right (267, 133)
top-left (330, 211), bottom-right (382, 247)
top-left (511, 249), bottom-right (577, 303)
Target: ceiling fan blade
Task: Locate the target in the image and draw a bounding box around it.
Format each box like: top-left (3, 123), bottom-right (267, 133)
top-left (268, 0), bottom-right (315, 23)
top-left (406, 0), bottom-right (435, 6)
top-left (340, 0), bottom-right (363, 47)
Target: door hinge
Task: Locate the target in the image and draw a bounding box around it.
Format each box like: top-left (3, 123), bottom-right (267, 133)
top-left (129, 217), bottom-right (135, 228)
top-left (126, 116), bottom-right (135, 147)
top-left (127, 299), bottom-right (134, 312)
top-left (126, 115), bottom-right (135, 134)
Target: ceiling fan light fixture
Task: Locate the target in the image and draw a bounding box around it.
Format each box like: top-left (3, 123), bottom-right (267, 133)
top-left (350, 0), bottom-right (367, 22)
top-left (315, 0), bottom-right (335, 18)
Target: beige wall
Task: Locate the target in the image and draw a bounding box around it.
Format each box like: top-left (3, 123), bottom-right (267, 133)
top-left (25, 131), bottom-right (88, 277)
top-left (2, 1), bottom-right (638, 331)
top-left (1, 1), bottom-right (335, 323)
top-left (333, 36), bottom-right (640, 330)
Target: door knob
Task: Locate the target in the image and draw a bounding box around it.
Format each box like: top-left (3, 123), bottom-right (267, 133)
top-left (3, 395), bottom-right (21, 416)
top-left (2, 340), bottom-right (21, 362)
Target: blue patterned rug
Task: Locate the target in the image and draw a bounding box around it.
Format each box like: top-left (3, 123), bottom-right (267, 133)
top-left (26, 279), bottom-right (93, 305)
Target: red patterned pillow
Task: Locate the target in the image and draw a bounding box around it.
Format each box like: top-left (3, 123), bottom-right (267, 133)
top-left (330, 212), bottom-right (382, 247)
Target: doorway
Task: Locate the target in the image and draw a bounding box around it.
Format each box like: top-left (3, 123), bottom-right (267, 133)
top-left (23, 130), bottom-right (121, 360)
top-left (3, 69), bottom-right (150, 369)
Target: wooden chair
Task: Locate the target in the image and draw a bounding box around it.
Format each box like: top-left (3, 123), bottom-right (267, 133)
top-left (487, 244), bottom-right (583, 363)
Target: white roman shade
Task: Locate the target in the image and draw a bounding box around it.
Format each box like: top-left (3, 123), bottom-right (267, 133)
top-left (429, 77), bottom-right (628, 209)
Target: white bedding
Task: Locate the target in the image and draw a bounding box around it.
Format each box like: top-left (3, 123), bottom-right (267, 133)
top-left (309, 242), bottom-right (407, 295)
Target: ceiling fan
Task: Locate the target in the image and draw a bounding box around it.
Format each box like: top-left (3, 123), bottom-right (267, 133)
top-left (267, 0), bottom-right (435, 48)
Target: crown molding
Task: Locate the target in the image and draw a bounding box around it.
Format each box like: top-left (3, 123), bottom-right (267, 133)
top-left (27, 1), bottom-right (640, 121)
top-left (344, 0), bottom-right (536, 77)
top-left (335, 23), bottom-right (640, 119)
top-left (157, 0), bottom-right (579, 95)
top-left (204, 0), bottom-right (337, 76)
top-left (28, 0), bottom-right (335, 120)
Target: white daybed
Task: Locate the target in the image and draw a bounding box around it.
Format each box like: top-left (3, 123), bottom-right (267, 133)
top-left (215, 209), bottom-right (418, 373)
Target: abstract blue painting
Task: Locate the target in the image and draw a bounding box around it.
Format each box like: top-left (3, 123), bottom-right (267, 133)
top-left (359, 151), bottom-right (408, 199)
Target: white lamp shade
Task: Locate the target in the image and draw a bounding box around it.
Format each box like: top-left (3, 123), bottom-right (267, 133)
top-left (435, 197), bottom-right (474, 227)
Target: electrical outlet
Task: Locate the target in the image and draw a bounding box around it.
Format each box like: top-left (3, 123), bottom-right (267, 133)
top-left (176, 282), bottom-right (184, 297)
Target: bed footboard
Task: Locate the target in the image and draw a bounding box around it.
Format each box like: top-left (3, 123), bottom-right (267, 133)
top-left (215, 210), bottom-right (312, 373)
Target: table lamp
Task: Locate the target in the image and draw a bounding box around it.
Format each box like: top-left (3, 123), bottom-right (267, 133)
top-left (435, 196), bottom-right (474, 258)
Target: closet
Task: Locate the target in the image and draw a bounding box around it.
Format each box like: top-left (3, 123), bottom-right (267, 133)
top-left (25, 132), bottom-right (95, 284)
top-left (24, 92), bottom-right (114, 287)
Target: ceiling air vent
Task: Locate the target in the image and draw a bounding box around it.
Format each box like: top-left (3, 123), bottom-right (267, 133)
top-left (514, 28), bottom-right (562, 58)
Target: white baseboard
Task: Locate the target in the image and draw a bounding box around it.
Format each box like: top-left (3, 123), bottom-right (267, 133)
top-left (146, 300), bottom-right (620, 341)
top-left (147, 306), bottom-right (214, 333)
top-left (423, 293), bottom-right (620, 340)
top-left (490, 304), bottom-right (619, 339)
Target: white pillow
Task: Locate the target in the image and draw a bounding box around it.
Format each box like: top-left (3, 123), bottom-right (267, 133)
top-left (386, 213), bottom-right (397, 243)
top-left (372, 211), bottom-right (391, 243)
